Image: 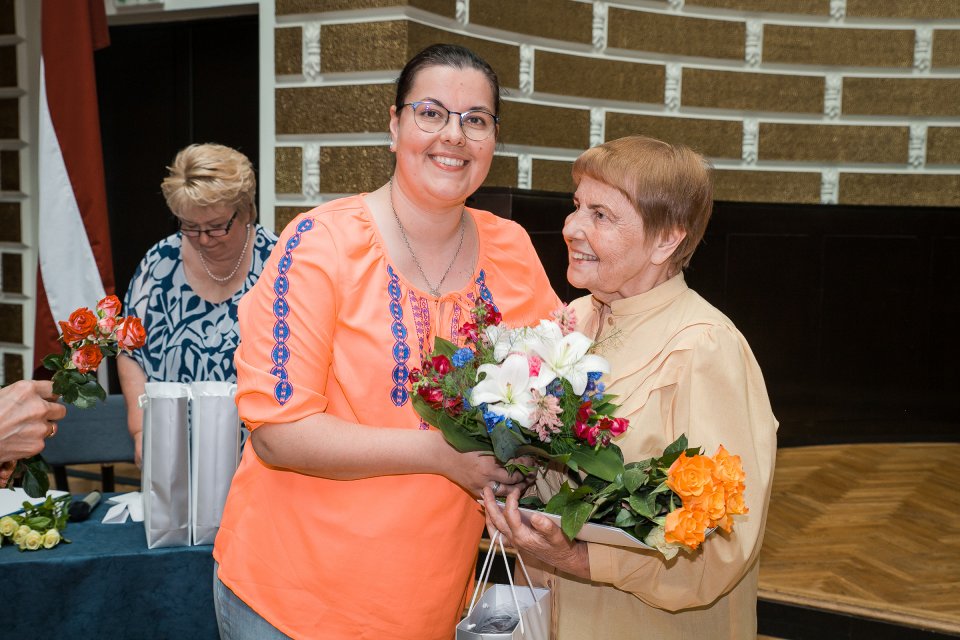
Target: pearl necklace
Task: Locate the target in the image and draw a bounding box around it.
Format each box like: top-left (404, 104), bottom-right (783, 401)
top-left (197, 224), bottom-right (252, 283)
top-left (389, 179), bottom-right (465, 297)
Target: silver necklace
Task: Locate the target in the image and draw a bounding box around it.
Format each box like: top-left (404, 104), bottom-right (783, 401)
top-left (198, 224), bottom-right (252, 283)
top-left (389, 179), bottom-right (465, 297)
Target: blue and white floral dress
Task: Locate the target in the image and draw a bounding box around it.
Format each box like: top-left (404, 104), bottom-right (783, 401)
top-left (123, 225), bottom-right (278, 382)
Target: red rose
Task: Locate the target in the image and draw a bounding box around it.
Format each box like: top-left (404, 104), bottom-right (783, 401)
top-left (71, 344), bottom-right (103, 373)
top-left (573, 420), bottom-right (597, 446)
top-left (116, 317), bottom-right (147, 351)
top-left (417, 385), bottom-right (443, 406)
top-left (408, 369), bottom-right (422, 384)
top-left (429, 355), bottom-right (452, 376)
top-left (483, 302), bottom-right (501, 326)
top-left (59, 308), bottom-right (98, 346)
top-left (96, 294), bottom-right (122, 319)
top-left (577, 401), bottom-right (594, 423)
top-left (459, 322), bottom-right (479, 342)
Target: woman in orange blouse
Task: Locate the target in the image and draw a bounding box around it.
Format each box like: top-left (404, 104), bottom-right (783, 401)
top-left (212, 44), bottom-right (560, 639)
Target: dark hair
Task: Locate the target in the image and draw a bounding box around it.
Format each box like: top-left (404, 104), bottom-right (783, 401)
top-left (395, 43), bottom-right (501, 116)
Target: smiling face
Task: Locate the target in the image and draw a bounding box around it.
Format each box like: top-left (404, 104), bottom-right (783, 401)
top-left (563, 176), bottom-right (684, 304)
top-left (389, 65), bottom-right (497, 208)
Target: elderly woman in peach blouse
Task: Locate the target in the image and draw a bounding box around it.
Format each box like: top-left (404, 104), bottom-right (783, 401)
top-left (485, 136), bottom-right (778, 639)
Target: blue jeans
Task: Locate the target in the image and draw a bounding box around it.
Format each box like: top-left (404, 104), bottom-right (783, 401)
top-left (213, 561), bottom-right (291, 640)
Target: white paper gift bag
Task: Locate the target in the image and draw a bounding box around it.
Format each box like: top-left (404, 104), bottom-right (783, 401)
top-left (140, 382), bottom-right (191, 549)
top-left (189, 381), bottom-right (241, 545)
top-left (457, 532), bottom-right (551, 640)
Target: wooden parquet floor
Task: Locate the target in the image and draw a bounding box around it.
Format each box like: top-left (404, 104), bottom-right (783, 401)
top-left (759, 442), bottom-right (960, 636)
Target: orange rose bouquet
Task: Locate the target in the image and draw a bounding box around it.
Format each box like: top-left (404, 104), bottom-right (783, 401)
top-left (12, 296), bottom-right (146, 497)
top-left (524, 435), bottom-right (747, 559)
top-left (42, 295), bottom-right (146, 408)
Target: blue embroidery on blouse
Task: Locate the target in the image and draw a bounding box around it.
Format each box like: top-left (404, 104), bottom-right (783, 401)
top-left (475, 270), bottom-right (498, 312)
top-left (388, 265), bottom-right (410, 407)
top-left (272, 218), bottom-right (315, 405)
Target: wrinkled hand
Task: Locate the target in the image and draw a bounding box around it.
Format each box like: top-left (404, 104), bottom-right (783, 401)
top-left (0, 380), bottom-right (66, 465)
top-left (482, 486), bottom-right (590, 580)
top-left (445, 451), bottom-right (533, 499)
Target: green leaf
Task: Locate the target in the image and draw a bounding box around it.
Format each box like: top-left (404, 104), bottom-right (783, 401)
top-left (560, 499), bottom-right (595, 540)
top-left (567, 442), bottom-right (624, 482)
top-left (20, 457), bottom-right (50, 499)
top-left (412, 395), bottom-right (491, 454)
top-left (490, 421), bottom-right (526, 464)
top-left (627, 491), bottom-right (657, 520)
top-left (518, 495), bottom-right (545, 510)
top-left (431, 337), bottom-right (459, 358)
top-left (615, 508), bottom-right (638, 528)
top-left (623, 467), bottom-right (649, 493)
top-left (544, 483), bottom-right (575, 514)
top-left (663, 434), bottom-right (689, 457)
top-left (73, 378), bottom-right (107, 409)
top-left (41, 352), bottom-right (65, 371)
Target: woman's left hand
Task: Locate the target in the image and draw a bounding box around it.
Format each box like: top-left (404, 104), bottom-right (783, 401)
top-left (482, 486), bottom-right (591, 580)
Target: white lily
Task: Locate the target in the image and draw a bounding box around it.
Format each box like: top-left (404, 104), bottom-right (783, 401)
top-left (485, 324), bottom-right (543, 362)
top-left (470, 354), bottom-right (538, 428)
top-left (531, 321), bottom-right (610, 395)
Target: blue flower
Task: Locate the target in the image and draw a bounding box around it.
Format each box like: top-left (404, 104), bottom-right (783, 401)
top-left (546, 379), bottom-right (564, 397)
top-left (462, 395), bottom-right (472, 411)
top-left (483, 410), bottom-right (501, 433)
top-left (452, 348), bottom-right (475, 368)
top-left (587, 371), bottom-right (603, 383)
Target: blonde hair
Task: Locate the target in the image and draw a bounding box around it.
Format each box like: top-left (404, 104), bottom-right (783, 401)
top-left (572, 136), bottom-right (713, 270)
top-left (161, 143), bottom-right (257, 221)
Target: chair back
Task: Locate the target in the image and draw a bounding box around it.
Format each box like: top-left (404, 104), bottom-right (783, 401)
top-left (42, 394), bottom-right (134, 466)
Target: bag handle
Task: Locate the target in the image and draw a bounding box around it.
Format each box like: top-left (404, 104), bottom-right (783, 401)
top-left (465, 531), bottom-right (543, 636)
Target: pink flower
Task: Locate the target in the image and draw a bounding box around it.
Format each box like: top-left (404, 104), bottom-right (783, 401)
top-left (96, 295), bottom-right (122, 318)
top-left (115, 317), bottom-right (146, 351)
top-left (528, 389), bottom-right (563, 442)
top-left (98, 316), bottom-right (117, 336)
top-left (599, 417), bottom-right (628, 438)
top-left (573, 420), bottom-right (597, 446)
top-left (527, 354), bottom-right (542, 377)
top-left (550, 305), bottom-right (578, 336)
top-left (71, 344), bottom-right (103, 373)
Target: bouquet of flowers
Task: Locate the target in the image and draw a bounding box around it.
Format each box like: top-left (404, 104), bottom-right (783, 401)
top-left (409, 302), bottom-right (627, 482)
top-left (11, 295), bottom-right (146, 497)
top-left (526, 434), bottom-right (748, 558)
top-left (0, 494), bottom-right (70, 551)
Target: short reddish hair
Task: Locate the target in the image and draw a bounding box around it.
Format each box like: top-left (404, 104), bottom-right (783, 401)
top-left (572, 136), bottom-right (713, 270)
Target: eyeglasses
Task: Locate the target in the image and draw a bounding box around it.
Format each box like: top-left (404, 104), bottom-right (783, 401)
top-left (178, 210), bottom-right (238, 238)
top-left (402, 101), bottom-right (499, 141)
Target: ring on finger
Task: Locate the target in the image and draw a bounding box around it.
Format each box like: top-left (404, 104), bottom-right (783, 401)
top-left (46, 422), bottom-right (57, 439)
top-left (491, 481), bottom-right (501, 494)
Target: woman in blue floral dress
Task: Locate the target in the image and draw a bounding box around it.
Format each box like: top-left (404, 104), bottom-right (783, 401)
top-left (118, 143), bottom-right (278, 465)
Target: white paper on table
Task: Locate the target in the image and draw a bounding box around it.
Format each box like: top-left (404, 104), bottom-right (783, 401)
top-left (0, 488), bottom-right (69, 517)
top-left (102, 491), bottom-right (144, 524)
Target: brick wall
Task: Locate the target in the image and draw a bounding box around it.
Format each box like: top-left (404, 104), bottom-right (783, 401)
top-left (266, 0), bottom-right (959, 229)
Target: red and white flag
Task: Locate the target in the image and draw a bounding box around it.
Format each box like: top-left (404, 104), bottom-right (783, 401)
top-left (35, 0), bottom-right (114, 376)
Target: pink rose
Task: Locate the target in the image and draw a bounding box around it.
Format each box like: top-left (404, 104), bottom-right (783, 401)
top-left (116, 317), bottom-right (146, 351)
top-left (96, 294), bottom-right (122, 318)
top-left (98, 316), bottom-right (117, 335)
top-left (71, 344), bottom-right (104, 373)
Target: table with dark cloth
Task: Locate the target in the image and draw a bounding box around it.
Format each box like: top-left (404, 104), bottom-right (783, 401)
top-left (1, 494), bottom-right (216, 639)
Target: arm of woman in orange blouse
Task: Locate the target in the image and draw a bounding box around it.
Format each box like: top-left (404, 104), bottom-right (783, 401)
top-left (252, 416), bottom-right (526, 498)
